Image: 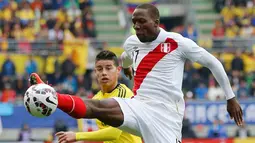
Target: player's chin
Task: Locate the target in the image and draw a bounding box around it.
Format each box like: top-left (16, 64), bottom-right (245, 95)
top-left (136, 34), bottom-right (147, 42)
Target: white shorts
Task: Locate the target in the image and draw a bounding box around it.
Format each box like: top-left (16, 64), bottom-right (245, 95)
top-left (113, 97), bottom-right (184, 143)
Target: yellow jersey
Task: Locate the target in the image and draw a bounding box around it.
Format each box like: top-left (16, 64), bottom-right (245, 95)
top-left (92, 84), bottom-right (142, 143)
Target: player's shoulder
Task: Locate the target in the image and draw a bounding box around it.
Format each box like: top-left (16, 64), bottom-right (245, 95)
top-left (164, 31), bottom-right (185, 42)
top-left (92, 91), bottom-right (102, 100)
top-left (163, 31), bottom-right (197, 50)
top-left (117, 84), bottom-right (133, 98)
top-left (123, 35), bottom-right (141, 49)
top-left (125, 35), bottom-right (140, 43)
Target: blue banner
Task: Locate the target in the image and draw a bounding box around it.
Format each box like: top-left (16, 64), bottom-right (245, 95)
top-left (0, 103), bottom-right (13, 116)
top-left (185, 100), bottom-right (255, 125)
top-left (1, 106), bottom-right (77, 128)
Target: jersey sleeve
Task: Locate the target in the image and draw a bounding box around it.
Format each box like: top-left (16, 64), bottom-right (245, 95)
top-left (179, 37), bottom-right (205, 62)
top-left (121, 51), bottom-right (133, 68)
top-left (180, 38), bottom-right (235, 100)
top-left (120, 36), bottom-right (136, 68)
top-left (75, 126), bottom-right (122, 141)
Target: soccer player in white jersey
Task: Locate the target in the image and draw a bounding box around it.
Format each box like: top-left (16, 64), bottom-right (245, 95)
top-left (30, 3), bottom-right (243, 143)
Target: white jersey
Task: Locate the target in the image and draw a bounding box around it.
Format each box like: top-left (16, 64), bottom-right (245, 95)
top-left (122, 28), bottom-right (235, 115)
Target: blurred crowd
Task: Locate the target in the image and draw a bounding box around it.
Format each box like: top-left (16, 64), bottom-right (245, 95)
top-left (183, 50), bottom-right (255, 101)
top-left (212, 0), bottom-right (255, 38)
top-left (0, 0), bottom-right (96, 44)
top-left (0, 53), bottom-right (130, 105)
top-left (0, 49), bottom-right (254, 105)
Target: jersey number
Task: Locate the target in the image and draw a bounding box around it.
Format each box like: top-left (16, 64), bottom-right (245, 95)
top-left (133, 50), bottom-right (139, 64)
top-left (133, 50), bottom-right (139, 75)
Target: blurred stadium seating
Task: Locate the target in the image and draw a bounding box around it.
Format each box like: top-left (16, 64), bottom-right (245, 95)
top-left (0, 0), bottom-right (254, 143)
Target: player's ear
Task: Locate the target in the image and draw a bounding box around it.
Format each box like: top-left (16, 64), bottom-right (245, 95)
top-left (155, 19), bottom-right (159, 27)
top-left (117, 66), bottom-right (122, 74)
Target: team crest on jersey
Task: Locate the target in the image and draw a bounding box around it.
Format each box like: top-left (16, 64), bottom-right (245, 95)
top-left (161, 43), bottom-right (171, 53)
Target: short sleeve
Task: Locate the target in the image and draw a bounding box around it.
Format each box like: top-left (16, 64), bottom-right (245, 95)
top-left (123, 36), bottom-right (135, 59)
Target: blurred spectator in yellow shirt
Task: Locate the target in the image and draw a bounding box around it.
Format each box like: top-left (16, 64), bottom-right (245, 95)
top-left (22, 21), bottom-right (35, 41)
top-left (225, 22), bottom-right (239, 38)
top-left (16, 2), bottom-right (35, 26)
top-left (2, 5), bottom-right (12, 22)
top-left (56, 8), bottom-right (68, 24)
top-left (9, 0), bottom-right (17, 11)
top-left (63, 22), bottom-right (75, 40)
top-left (11, 23), bottom-right (22, 40)
top-left (240, 20), bottom-right (253, 38)
top-left (220, 3), bottom-right (235, 23)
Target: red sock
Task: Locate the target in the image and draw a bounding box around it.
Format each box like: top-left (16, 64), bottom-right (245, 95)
top-left (57, 93), bottom-right (87, 119)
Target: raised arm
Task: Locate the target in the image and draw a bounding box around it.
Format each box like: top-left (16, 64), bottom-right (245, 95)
top-left (180, 37), bottom-right (243, 126)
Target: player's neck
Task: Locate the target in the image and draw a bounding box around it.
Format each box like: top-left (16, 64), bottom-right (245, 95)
top-left (149, 28), bottom-right (161, 42)
top-left (101, 82), bottom-right (119, 94)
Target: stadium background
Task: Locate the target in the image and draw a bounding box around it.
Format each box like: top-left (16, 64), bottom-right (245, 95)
top-left (0, 0), bottom-right (254, 143)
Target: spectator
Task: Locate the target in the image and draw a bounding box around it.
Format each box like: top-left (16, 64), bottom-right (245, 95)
top-left (208, 119), bottom-right (228, 138)
top-left (16, 2), bottom-right (35, 26)
top-left (48, 24), bottom-right (64, 42)
top-left (61, 75), bottom-right (78, 94)
top-left (195, 82), bottom-right (208, 99)
top-left (18, 123), bottom-right (32, 142)
top-left (240, 20), bottom-right (253, 37)
top-left (0, 0), bottom-right (9, 10)
top-left (0, 79), bottom-right (16, 103)
top-left (25, 55), bottom-right (37, 76)
top-left (250, 79), bottom-right (255, 97)
top-left (225, 21), bottom-right (239, 38)
top-left (1, 54), bottom-right (16, 77)
top-left (43, 0), bottom-right (53, 10)
top-left (31, 0), bottom-right (43, 12)
top-left (231, 50), bottom-right (244, 72)
top-left (14, 75), bottom-right (27, 105)
top-left (183, 61), bottom-right (196, 92)
top-left (52, 0), bottom-right (65, 10)
top-left (79, 0), bottom-right (93, 10)
top-left (46, 14), bottom-right (57, 29)
top-left (211, 20), bottom-right (225, 38)
top-left (181, 23), bottom-right (198, 42)
top-left (61, 54), bottom-right (76, 79)
top-left (214, 0), bottom-right (225, 12)
top-left (207, 82), bottom-right (225, 101)
top-left (52, 119), bottom-right (68, 140)
top-left (235, 123), bottom-right (251, 138)
top-left (182, 117), bottom-right (197, 138)
top-left (237, 79), bottom-right (249, 99)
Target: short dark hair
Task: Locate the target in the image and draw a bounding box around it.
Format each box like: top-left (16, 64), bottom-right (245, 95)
top-left (95, 50), bottom-right (119, 66)
top-left (136, 4), bottom-right (160, 20)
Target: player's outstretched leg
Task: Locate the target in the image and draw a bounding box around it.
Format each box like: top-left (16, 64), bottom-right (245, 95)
top-left (29, 73), bottom-right (124, 127)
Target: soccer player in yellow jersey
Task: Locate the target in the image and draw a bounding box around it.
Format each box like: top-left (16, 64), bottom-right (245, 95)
top-left (55, 51), bottom-right (142, 143)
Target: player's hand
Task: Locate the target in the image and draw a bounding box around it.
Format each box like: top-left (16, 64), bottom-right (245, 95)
top-left (55, 131), bottom-right (76, 143)
top-left (227, 97), bottom-right (243, 126)
top-left (123, 67), bottom-right (133, 80)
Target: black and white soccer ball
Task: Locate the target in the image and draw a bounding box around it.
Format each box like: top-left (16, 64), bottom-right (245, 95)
top-left (24, 83), bottom-right (58, 118)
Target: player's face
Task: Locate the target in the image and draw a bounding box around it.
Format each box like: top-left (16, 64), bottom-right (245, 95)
top-left (132, 8), bottom-right (159, 42)
top-left (95, 60), bottom-right (121, 87)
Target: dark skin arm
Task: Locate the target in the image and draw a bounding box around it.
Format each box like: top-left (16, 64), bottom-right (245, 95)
top-left (123, 67), bottom-right (133, 80)
top-left (227, 97), bottom-right (243, 126)
top-left (123, 66), bottom-right (244, 127)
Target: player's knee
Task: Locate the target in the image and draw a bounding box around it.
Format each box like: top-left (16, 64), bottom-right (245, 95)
top-left (86, 100), bottom-right (105, 118)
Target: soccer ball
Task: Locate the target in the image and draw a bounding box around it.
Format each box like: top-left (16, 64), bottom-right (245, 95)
top-left (24, 83), bottom-right (58, 118)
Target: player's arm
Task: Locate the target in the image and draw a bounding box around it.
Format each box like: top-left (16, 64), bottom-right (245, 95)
top-left (76, 127), bottom-right (122, 141)
top-left (181, 37), bottom-right (243, 126)
top-left (55, 127), bottom-right (122, 142)
top-left (121, 51), bottom-right (133, 79)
